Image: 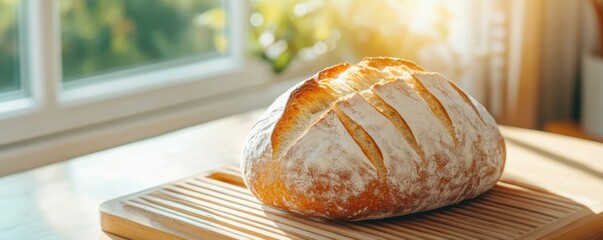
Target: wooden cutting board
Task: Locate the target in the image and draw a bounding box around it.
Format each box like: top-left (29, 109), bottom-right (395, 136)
top-left (100, 166), bottom-right (600, 239)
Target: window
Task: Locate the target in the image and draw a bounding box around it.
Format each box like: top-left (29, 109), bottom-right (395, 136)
top-left (0, 0), bottom-right (22, 98)
top-left (60, 0), bottom-right (226, 84)
top-left (0, 0), bottom-right (248, 148)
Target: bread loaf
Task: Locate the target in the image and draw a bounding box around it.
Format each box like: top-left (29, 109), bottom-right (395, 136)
top-left (241, 57), bottom-right (505, 220)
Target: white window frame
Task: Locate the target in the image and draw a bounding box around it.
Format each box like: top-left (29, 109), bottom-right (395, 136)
top-left (0, 0), bottom-right (335, 176)
top-left (0, 0), bottom-right (257, 146)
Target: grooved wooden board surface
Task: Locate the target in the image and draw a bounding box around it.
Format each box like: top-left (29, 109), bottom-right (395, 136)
top-left (100, 166), bottom-right (601, 240)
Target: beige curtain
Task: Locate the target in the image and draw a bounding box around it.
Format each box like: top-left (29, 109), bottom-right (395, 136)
top-left (497, 0), bottom-right (545, 128)
top-left (537, 0), bottom-right (582, 128)
top-left (488, 0), bottom-right (582, 129)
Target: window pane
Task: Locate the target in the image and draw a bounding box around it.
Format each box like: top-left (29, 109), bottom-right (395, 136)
top-left (0, 0), bottom-right (22, 95)
top-left (60, 0), bottom-right (227, 83)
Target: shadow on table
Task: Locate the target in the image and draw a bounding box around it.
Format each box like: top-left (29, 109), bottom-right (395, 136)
top-left (505, 135), bottom-right (603, 181)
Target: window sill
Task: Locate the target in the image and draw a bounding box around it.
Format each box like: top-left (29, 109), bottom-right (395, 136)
top-left (0, 76), bottom-right (302, 176)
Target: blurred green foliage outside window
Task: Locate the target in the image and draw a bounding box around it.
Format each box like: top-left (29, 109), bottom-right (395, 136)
top-left (0, 0), bottom-right (21, 95)
top-left (60, 0), bottom-right (226, 83)
top-left (0, 0), bottom-right (228, 89)
top-left (246, 0), bottom-right (454, 73)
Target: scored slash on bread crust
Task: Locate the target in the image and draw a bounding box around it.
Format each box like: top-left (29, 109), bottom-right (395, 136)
top-left (272, 57), bottom-right (457, 165)
top-left (361, 89), bottom-right (425, 161)
top-left (407, 76), bottom-right (457, 142)
top-left (242, 57), bottom-right (506, 220)
top-left (271, 58), bottom-right (428, 160)
top-left (446, 79), bottom-right (485, 124)
top-left (270, 63), bottom-right (351, 159)
top-left (334, 96), bottom-right (387, 176)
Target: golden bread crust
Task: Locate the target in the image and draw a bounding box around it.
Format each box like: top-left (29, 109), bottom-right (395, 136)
top-left (242, 57), bottom-right (505, 220)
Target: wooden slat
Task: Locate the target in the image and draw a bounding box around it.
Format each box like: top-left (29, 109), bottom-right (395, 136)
top-left (447, 207), bottom-right (533, 232)
top-left (364, 221), bottom-right (443, 240)
top-left (422, 214), bottom-right (507, 239)
top-left (476, 199), bottom-right (558, 222)
top-left (360, 223), bottom-right (423, 240)
top-left (136, 196), bottom-right (282, 240)
top-left (483, 193), bottom-right (573, 215)
top-left (401, 218), bottom-right (475, 240)
top-left (207, 168), bottom-right (246, 187)
top-left (496, 181), bottom-right (582, 205)
top-left (142, 195), bottom-right (295, 240)
top-left (430, 210), bottom-right (521, 238)
top-left (150, 191), bottom-right (303, 238)
top-left (153, 190), bottom-right (319, 239)
top-left (101, 166), bottom-right (598, 239)
top-left (123, 200), bottom-right (249, 240)
top-left (165, 185), bottom-right (359, 240)
top-left (457, 202), bottom-right (542, 228)
top-left (490, 186), bottom-right (582, 210)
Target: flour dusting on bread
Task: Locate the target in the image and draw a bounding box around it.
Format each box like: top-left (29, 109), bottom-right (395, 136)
top-left (242, 57), bottom-right (505, 220)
